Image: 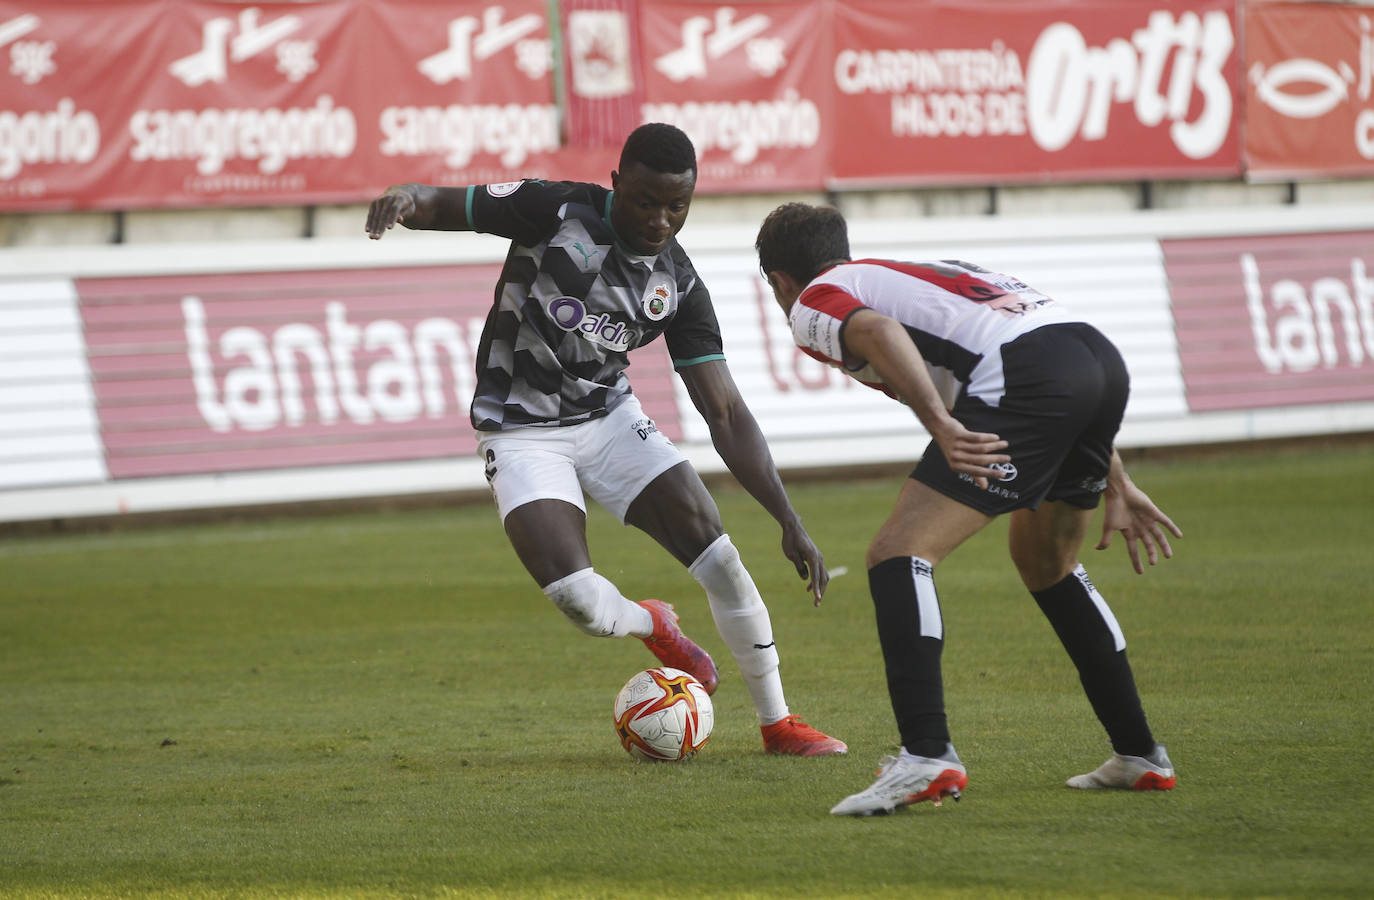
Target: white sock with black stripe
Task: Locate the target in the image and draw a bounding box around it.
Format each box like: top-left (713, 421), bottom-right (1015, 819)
top-left (689, 535), bottom-right (788, 724)
top-left (542, 567), bottom-right (652, 638)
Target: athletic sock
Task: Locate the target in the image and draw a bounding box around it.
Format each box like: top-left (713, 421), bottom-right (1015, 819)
top-left (688, 534), bottom-right (788, 724)
top-left (1031, 565), bottom-right (1156, 756)
top-left (868, 556), bottom-right (949, 758)
top-left (542, 568), bottom-right (652, 638)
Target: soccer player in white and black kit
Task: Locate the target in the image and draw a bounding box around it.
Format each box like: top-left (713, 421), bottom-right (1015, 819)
top-left (755, 202), bottom-right (1183, 813)
top-left (364, 124), bottom-right (845, 756)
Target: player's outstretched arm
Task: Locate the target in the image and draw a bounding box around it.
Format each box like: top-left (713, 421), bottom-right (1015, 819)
top-left (1096, 450), bottom-right (1183, 574)
top-left (678, 359), bottom-right (830, 605)
top-left (365, 183), bottom-right (471, 238)
top-left (841, 308), bottom-right (1009, 489)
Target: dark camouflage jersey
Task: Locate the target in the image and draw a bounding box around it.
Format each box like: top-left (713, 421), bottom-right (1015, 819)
top-left (463, 179), bottom-right (724, 432)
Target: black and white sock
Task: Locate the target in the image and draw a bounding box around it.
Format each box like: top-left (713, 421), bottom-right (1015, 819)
top-left (1032, 565), bottom-right (1156, 756)
top-left (868, 556), bottom-right (949, 759)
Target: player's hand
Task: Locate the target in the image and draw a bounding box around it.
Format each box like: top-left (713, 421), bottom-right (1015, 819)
top-left (930, 419), bottom-right (1010, 490)
top-left (782, 519), bottom-right (828, 606)
top-left (1096, 479), bottom-right (1182, 574)
top-left (365, 187), bottom-right (417, 240)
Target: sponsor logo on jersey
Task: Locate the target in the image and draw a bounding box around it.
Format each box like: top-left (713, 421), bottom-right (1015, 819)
top-left (547, 296), bottom-right (635, 352)
top-left (571, 240), bottom-right (600, 270)
top-left (989, 461), bottom-right (1018, 482)
top-left (957, 469), bottom-right (1021, 500)
top-left (1076, 475), bottom-right (1107, 493)
top-left (641, 279), bottom-right (674, 321)
top-left (486, 180), bottom-right (523, 197)
top-left (630, 417), bottom-right (659, 441)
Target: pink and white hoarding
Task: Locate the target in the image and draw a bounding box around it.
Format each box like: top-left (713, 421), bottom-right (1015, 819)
top-left (1163, 230), bottom-right (1374, 412)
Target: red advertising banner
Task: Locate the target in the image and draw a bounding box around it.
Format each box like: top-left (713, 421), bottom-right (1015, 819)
top-left (1, 0), bottom-right (390, 210)
top-left (0, 0), bottom-right (606, 213)
top-left (0, 0), bottom-right (165, 210)
top-left (362, 0), bottom-right (604, 191)
top-left (829, 0), bottom-right (1242, 185)
top-left (558, 0), bottom-right (646, 149)
top-left (122, 0), bottom-right (370, 209)
top-left (1, 0), bottom-right (1259, 212)
top-left (639, 1), bottom-right (830, 191)
top-left (73, 263), bottom-right (680, 479)
top-left (1244, 1), bottom-right (1374, 178)
top-left (1163, 230), bottom-right (1374, 412)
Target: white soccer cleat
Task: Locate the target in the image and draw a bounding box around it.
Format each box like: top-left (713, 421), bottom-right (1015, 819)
top-left (830, 745), bottom-right (968, 816)
top-left (1066, 744), bottom-right (1176, 790)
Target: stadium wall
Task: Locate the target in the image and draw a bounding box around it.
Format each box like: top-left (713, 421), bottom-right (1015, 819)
top-left (2, 203), bottom-right (1373, 525)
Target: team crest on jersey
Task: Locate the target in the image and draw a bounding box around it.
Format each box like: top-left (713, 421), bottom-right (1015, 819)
top-left (486, 181), bottom-right (524, 197)
top-left (641, 279), bottom-right (674, 321)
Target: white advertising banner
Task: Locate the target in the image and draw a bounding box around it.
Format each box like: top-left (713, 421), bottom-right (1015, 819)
top-left (0, 278), bottom-right (107, 491)
top-left (2, 206), bottom-right (1372, 523)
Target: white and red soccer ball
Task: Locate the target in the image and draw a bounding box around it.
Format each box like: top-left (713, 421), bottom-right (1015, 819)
top-left (613, 666), bottom-right (714, 761)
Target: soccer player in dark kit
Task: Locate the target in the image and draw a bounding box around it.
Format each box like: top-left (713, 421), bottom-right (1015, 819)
top-left (365, 124), bottom-right (845, 757)
top-left (755, 201), bottom-right (1182, 813)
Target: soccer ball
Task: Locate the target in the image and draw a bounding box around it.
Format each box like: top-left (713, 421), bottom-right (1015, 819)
top-left (613, 666), bottom-right (714, 761)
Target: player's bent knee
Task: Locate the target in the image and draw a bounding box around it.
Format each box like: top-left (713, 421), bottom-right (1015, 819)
top-left (867, 536), bottom-right (924, 570)
top-left (1009, 537), bottom-right (1079, 590)
top-left (542, 567), bottom-right (621, 637)
top-left (1012, 554), bottom-right (1079, 593)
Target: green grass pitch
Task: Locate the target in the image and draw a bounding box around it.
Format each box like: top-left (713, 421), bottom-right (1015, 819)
top-left (2, 441), bottom-right (1371, 898)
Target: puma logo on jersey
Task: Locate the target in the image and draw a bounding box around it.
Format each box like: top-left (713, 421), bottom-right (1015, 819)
top-left (571, 241), bottom-right (599, 268)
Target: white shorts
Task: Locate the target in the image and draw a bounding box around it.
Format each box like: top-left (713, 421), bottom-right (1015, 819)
top-left (476, 396), bottom-right (687, 524)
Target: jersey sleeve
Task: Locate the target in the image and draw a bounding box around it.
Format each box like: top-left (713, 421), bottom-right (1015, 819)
top-left (464, 180), bottom-right (600, 247)
top-left (665, 275), bottom-right (725, 368)
top-left (789, 282), bottom-right (865, 366)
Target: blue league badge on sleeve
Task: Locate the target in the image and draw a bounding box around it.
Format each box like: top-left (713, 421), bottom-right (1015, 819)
top-left (642, 278), bottom-right (674, 321)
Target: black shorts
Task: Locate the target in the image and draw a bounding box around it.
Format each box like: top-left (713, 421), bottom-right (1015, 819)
top-left (912, 322), bottom-right (1129, 516)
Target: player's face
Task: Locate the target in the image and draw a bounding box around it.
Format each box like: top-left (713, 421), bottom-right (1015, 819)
top-left (610, 162), bottom-right (695, 255)
top-left (762, 269), bottom-right (800, 315)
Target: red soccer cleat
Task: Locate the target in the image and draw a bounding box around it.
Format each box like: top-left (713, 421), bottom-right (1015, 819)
top-left (761, 714), bottom-right (849, 757)
top-left (638, 599), bottom-right (719, 695)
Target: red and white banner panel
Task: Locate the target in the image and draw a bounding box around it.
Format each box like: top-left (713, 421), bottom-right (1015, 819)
top-left (0, 0), bottom-right (604, 212)
top-left (829, 0), bottom-right (1241, 185)
top-left (639, 1), bottom-right (829, 191)
top-left (558, 0), bottom-right (645, 149)
top-left (1, 0), bottom-right (1259, 212)
top-left (362, 0), bottom-right (604, 192)
top-left (1164, 229), bottom-right (1374, 412)
top-left (1244, 1), bottom-right (1374, 179)
top-left (2, 0), bottom-right (379, 210)
top-left (72, 264), bottom-right (680, 480)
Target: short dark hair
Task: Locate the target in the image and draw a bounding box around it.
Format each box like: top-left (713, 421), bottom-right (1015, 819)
top-left (755, 202), bottom-right (851, 283)
top-left (620, 123), bottom-right (696, 176)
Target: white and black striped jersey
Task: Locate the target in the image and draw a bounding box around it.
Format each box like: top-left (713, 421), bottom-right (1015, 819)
top-left (464, 179), bottom-right (724, 431)
top-left (789, 259), bottom-right (1081, 408)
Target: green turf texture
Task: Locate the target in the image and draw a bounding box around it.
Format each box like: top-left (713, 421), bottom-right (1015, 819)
top-left (2, 442), bottom-right (1371, 898)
